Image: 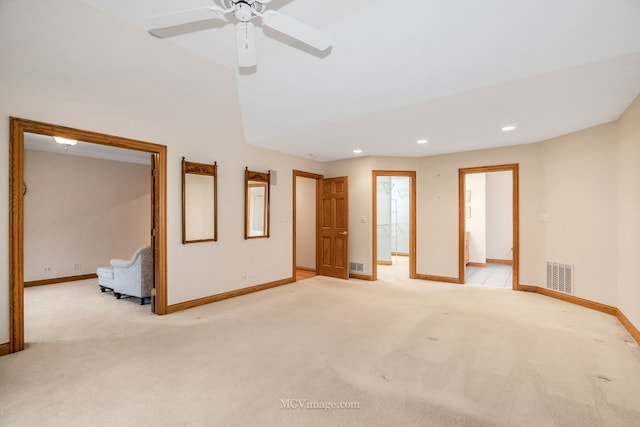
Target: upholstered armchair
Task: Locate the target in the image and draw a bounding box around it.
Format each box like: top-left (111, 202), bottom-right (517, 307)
top-left (111, 246), bottom-right (153, 304)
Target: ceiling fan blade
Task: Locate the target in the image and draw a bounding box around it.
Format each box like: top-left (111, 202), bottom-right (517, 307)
top-left (236, 22), bottom-right (257, 68)
top-left (148, 6), bottom-right (226, 30)
top-left (261, 10), bottom-right (331, 51)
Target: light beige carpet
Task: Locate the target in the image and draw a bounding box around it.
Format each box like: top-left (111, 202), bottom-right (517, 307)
top-left (1, 275), bottom-right (639, 426)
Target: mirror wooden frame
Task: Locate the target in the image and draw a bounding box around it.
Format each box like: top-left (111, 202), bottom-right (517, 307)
top-left (244, 168), bottom-right (271, 239)
top-left (182, 157), bottom-right (218, 244)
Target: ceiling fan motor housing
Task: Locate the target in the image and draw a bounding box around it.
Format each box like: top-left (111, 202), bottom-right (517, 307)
top-left (223, 0), bottom-right (266, 22)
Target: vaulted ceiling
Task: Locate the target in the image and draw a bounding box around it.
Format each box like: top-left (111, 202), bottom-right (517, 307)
top-left (82, 0), bottom-right (640, 161)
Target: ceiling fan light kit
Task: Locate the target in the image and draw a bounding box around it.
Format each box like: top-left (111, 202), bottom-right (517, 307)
top-left (233, 2), bottom-right (254, 22)
top-left (148, 0), bottom-right (332, 69)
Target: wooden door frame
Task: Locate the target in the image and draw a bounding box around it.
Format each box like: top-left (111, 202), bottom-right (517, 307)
top-left (372, 171), bottom-right (417, 281)
top-left (292, 170), bottom-right (323, 279)
top-left (8, 117), bottom-right (168, 354)
top-left (458, 164), bottom-right (519, 288)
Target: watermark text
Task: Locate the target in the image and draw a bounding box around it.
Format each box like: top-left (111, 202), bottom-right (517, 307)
top-left (280, 399), bottom-right (360, 411)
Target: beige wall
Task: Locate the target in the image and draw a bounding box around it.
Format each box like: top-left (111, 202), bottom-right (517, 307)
top-left (465, 173), bottom-right (487, 264)
top-left (167, 142), bottom-right (323, 305)
top-left (323, 156), bottom-right (375, 273)
top-left (539, 123), bottom-right (618, 305)
top-left (486, 172), bottom-right (513, 261)
top-left (24, 149), bottom-right (151, 281)
top-left (617, 95), bottom-right (640, 328)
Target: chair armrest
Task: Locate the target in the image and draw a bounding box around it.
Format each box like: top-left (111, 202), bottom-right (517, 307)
top-left (111, 258), bottom-right (136, 268)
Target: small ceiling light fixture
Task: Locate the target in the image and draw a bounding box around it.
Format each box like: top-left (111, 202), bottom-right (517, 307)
top-left (417, 139), bottom-right (428, 144)
top-left (353, 149), bottom-right (363, 154)
top-left (501, 125), bottom-right (516, 132)
top-left (53, 136), bottom-right (78, 146)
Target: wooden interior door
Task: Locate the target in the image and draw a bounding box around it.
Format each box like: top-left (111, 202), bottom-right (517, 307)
top-left (318, 177), bottom-right (349, 279)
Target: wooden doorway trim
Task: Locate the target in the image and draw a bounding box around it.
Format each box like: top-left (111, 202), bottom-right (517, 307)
top-left (292, 170), bottom-right (323, 280)
top-left (8, 117), bottom-right (168, 354)
top-left (458, 164), bottom-right (519, 289)
top-left (372, 170), bottom-right (417, 281)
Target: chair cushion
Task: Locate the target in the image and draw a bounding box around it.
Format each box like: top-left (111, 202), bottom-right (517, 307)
top-left (97, 266), bottom-right (113, 276)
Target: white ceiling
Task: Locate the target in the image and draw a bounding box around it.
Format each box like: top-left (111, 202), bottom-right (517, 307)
top-left (82, 0), bottom-right (640, 161)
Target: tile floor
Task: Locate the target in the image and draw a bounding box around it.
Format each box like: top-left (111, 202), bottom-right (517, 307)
top-left (465, 263), bottom-right (513, 288)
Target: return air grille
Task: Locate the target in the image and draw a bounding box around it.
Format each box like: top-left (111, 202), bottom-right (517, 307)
top-left (546, 262), bottom-right (573, 294)
top-left (349, 262), bottom-right (364, 273)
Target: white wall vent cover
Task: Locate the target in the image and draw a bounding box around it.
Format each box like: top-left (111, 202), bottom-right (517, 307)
top-left (349, 262), bottom-right (364, 273)
top-left (546, 262), bottom-right (573, 294)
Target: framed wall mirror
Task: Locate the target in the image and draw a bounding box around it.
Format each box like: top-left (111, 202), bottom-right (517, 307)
top-left (182, 158), bottom-right (217, 244)
top-left (245, 168), bottom-right (270, 239)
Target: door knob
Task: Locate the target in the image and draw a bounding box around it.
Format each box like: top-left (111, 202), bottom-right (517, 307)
top-left (339, 231), bottom-right (348, 235)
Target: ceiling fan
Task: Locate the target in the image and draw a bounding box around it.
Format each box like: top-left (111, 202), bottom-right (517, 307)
top-left (147, 0), bottom-right (332, 68)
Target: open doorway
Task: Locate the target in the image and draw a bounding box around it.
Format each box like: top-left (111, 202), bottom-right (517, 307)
top-left (293, 170), bottom-right (321, 281)
top-left (458, 164), bottom-right (519, 289)
top-left (372, 171), bottom-right (416, 281)
top-left (8, 117), bottom-right (167, 354)
top-left (23, 133), bottom-right (152, 292)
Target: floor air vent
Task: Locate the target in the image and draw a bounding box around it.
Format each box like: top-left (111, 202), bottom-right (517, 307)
top-left (546, 262), bottom-right (573, 294)
top-left (349, 262), bottom-right (364, 273)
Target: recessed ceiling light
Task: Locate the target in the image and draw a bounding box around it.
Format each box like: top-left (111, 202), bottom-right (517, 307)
top-left (353, 149), bottom-right (363, 154)
top-left (53, 136), bottom-right (77, 146)
top-left (501, 126), bottom-right (516, 132)
top-left (417, 139), bottom-right (428, 144)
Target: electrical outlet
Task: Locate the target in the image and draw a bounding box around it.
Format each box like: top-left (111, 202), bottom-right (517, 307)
top-left (539, 214), bottom-right (552, 223)
top-left (73, 263), bottom-right (81, 270)
top-left (44, 267), bottom-right (51, 272)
